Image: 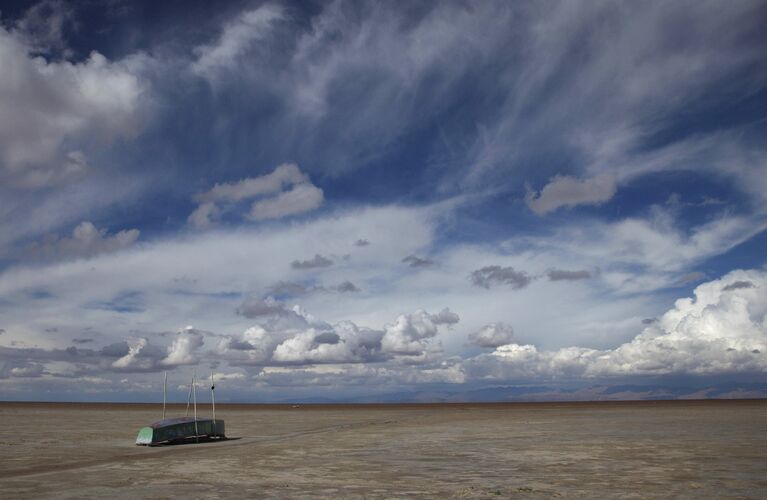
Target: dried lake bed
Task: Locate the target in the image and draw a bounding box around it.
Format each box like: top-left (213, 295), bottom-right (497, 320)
top-left (0, 400), bottom-right (765, 498)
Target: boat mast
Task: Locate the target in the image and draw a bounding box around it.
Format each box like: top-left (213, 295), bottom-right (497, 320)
top-left (192, 370), bottom-right (199, 442)
top-left (210, 372), bottom-right (216, 434)
top-left (185, 375), bottom-right (193, 417)
top-left (162, 371), bottom-right (167, 420)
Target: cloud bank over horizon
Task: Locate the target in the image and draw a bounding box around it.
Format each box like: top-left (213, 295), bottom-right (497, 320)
top-left (1, 0), bottom-right (766, 401)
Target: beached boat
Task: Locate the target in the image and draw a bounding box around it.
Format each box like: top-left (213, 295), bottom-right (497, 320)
top-left (136, 416), bottom-right (225, 445)
top-left (136, 371), bottom-right (225, 446)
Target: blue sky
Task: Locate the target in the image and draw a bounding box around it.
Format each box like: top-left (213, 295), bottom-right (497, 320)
top-left (1, 0), bottom-right (766, 402)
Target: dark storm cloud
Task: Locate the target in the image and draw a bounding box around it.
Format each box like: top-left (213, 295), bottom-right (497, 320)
top-left (99, 342), bottom-right (130, 358)
top-left (268, 281), bottom-right (311, 296)
top-left (0, 360), bottom-right (46, 378)
top-left (402, 255), bottom-right (435, 268)
top-left (722, 280), bottom-right (755, 292)
top-left (228, 339), bottom-right (257, 351)
top-left (0, 344), bottom-right (101, 364)
top-left (267, 280), bottom-right (360, 297)
top-left (470, 266), bottom-right (531, 289)
top-left (237, 298), bottom-right (292, 318)
top-left (546, 269), bottom-right (591, 281)
top-left (334, 281), bottom-right (360, 293)
top-left (314, 332), bottom-right (340, 345)
top-left (291, 254), bottom-right (333, 270)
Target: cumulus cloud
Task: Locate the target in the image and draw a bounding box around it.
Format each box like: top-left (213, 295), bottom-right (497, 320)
top-left (430, 308), bottom-right (460, 326)
top-left (25, 221), bottom-right (139, 261)
top-left (470, 323), bottom-right (515, 348)
top-left (381, 309), bottom-right (458, 356)
top-left (217, 318), bottom-right (382, 366)
top-left (470, 265), bottom-right (531, 289)
top-left (402, 255), bottom-right (435, 268)
top-left (0, 23), bottom-right (147, 187)
top-left (525, 175), bottom-right (617, 215)
top-left (103, 328), bottom-right (206, 371)
top-left (189, 164), bottom-right (323, 227)
top-left (162, 328), bottom-right (205, 366)
top-left (217, 307), bottom-right (457, 366)
top-left (111, 338), bottom-right (166, 371)
top-left (272, 330), bottom-right (363, 364)
top-left (465, 270), bottom-right (767, 380)
top-left (291, 254), bottom-right (333, 269)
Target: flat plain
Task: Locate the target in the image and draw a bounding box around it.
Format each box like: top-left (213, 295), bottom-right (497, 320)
top-left (0, 400), bottom-right (765, 499)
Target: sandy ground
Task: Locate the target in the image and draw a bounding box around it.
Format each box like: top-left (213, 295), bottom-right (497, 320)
top-left (0, 400), bottom-right (765, 499)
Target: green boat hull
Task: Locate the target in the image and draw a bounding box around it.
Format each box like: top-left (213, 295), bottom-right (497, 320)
top-left (136, 417), bottom-right (225, 445)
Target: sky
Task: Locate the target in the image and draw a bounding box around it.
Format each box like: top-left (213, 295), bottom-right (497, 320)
top-left (1, 0), bottom-right (767, 402)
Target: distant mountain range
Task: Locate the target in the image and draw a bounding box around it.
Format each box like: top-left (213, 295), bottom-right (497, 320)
top-left (277, 383), bottom-right (767, 404)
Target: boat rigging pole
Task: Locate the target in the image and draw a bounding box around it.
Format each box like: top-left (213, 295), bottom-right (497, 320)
top-left (192, 370), bottom-right (199, 443)
top-left (210, 372), bottom-right (216, 435)
top-left (162, 371), bottom-right (167, 420)
top-left (185, 375), bottom-right (193, 417)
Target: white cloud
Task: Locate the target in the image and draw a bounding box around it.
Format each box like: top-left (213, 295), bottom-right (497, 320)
top-left (112, 338), bottom-right (165, 371)
top-left (470, 265), bottom-right (532, 289)
top-left (525, 175), bottom-right (617, 215)
top-left (0, 203), bottom-right (439, 368)
top-left (25, 221), bottom-right (139, 262)
top-left (195, 163), bottom-right (308, 203)
top-left (162, 328), bottom-right (205, 366)
top-left (192, 4), bottom-right (284, 78)
top-left (466, 1), bottom-right (767, 197)
top-left (248, 182), bottom-right (324, 221)
top-left (189, 163), bottom-right (323, 227)
top-left (272, 329), bottom-right (356, 364)
top-left (466, 269), bottom-right (767, 380)
top-left (469, 323), bottom-right (515, 348)
top-left (0, 25), bottom-right (147, 187)
top-left (548, 210), bottom-right (767, 278)
top-left (187, 202), bottom-right (221, 230)
top-left (217, 306), bottom-right (457, 366)
top-left (380, 309), bottom-right (456, 356)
